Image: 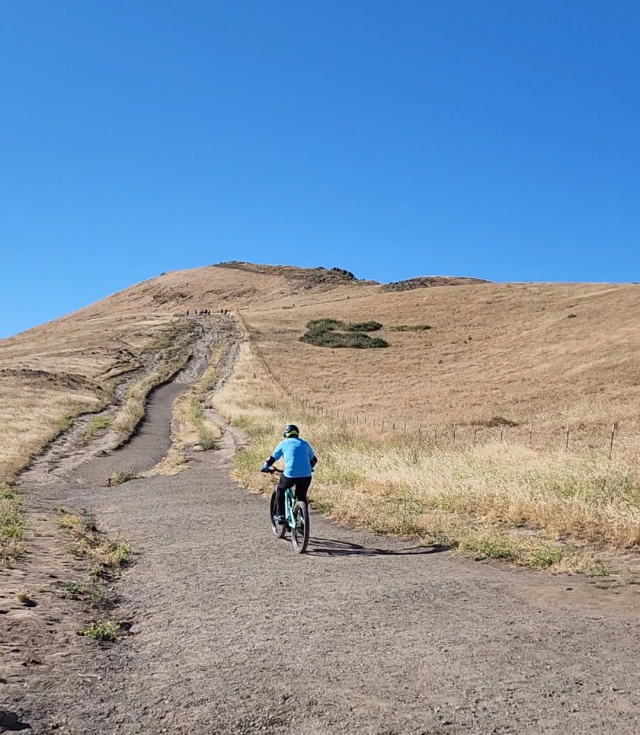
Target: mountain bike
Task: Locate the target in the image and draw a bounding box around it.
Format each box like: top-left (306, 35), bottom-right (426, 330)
top-left (265, 469), bottom-right (310, 554)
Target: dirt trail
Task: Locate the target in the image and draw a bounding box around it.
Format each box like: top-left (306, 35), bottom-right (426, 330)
top-left (3, 323), bottom-right (640, 734)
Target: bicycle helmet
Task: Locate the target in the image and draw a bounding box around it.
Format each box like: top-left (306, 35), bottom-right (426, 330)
top-left (283, 424), bottom-right (300, 438)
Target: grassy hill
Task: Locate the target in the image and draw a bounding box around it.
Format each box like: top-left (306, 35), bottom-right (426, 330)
top-left (3, 262), bottom-right (640, 571)
top-left (3, 262), bottom-right (640, 481)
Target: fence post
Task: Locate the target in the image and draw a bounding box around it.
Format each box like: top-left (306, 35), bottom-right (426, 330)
top-left (528, 422), bottom-right (533, 447)
top-left (565, 424), bottom-right (570, 451)
top-left (609, 422), bottom-right (617, 460)
top-left (452, 425), bottom-right (457, 446)
top-left (473, 427), bottom-right (479, 445)
top-left (500, 426), bottom-right (504, 443)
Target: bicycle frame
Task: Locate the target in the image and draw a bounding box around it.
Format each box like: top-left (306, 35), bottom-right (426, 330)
top-left (265, 467), bottom-right (310, 553)
top-left (282, 486), bottom-right (296, 528)
top-left (269, 468), bottom-right (297, 528)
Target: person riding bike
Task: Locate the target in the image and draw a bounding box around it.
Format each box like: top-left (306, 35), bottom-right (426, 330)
top-left (261, 424), bottom-right (317, 524)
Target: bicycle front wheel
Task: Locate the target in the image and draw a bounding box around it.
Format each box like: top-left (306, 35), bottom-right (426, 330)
top-left (291, 501), bottom-right (310, 554)
top-left (270, 491), bottom-right (286, 539)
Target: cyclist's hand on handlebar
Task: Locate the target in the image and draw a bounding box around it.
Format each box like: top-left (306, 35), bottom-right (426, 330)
top-left (260, 462), bottom-right (271, 473)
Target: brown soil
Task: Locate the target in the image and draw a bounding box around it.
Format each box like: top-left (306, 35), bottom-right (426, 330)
top-left (1, 323), bottom-right (639, 733)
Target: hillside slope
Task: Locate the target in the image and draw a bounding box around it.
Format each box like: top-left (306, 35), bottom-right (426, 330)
top-left (2, 262), bottom-right (639, 481)
top-left (245, 280), bottom-right (640, 449)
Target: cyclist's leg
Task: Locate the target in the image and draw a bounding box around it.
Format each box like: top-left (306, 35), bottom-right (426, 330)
top-left (276, 475), bottom-right (296, 516)
top-left (293, 476), bottom-right (312, 504)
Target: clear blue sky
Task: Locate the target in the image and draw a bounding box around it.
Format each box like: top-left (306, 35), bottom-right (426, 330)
top-left (2, 1), bottom-right (639, 338)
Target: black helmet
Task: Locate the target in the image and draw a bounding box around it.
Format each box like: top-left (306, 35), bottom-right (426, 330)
top-left (283, 424), bottom-right (300, 438)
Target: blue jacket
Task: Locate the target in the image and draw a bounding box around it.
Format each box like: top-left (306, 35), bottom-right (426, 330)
top-left (270, 437), bottom-right (316, 478)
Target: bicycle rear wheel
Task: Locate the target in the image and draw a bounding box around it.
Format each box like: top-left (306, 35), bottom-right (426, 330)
top-left (291, 501), bottom-right (310, 553)
top-left (270, 491), bottom-right (286, 539)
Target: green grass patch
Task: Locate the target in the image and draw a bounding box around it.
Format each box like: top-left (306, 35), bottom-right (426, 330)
top-left (55, 417), bottom-right (73, 433)
top-left (301, 318), bottom-right (388, 349)
top-left (0, 485), bottom-right (24, 567)
top-left (64, 577), bottom-right (115, 606)
top-left (82, 415), bottom-right (111, 445)
top-left (81, 620), bottom-right (120, 641)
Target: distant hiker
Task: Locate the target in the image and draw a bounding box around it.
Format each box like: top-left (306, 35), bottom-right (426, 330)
top-left (260, 424), bottom-right (317, 524)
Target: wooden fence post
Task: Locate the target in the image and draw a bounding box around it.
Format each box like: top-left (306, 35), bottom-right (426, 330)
top-left (473, 427), bottom-right (479, 445)
top-left (609, 422), bottom-right (617, 460)
top-left (452, 425), bottom-right (457, 446)
top-left (565, 424), bottom-right (570, 451)
top-left (500, 426), bottom-right (504, 443)
top-left (528, 422), bottom-right (533, 447)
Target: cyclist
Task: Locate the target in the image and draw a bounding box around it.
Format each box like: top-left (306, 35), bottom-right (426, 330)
top-left (261, 424), bottom-right (317, 523)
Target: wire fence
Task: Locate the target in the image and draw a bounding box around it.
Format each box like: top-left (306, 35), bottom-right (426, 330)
top-left (237, 312), bottom-right (638, 461)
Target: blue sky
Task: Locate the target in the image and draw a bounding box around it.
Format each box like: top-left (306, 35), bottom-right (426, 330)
top-left (1, 1), bottom-right (639, 337)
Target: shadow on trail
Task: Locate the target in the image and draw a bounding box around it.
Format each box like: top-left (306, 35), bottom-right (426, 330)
top-left (307, 536), bottom-right (450, 557)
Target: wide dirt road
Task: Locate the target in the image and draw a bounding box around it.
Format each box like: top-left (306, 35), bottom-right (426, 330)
top-left (5, 332), bottom-right (640, 734)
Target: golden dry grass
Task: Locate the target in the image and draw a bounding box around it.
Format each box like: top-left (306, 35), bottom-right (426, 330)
top-left (213, 341), bottom-right (638, 571)
top-left (0, 312), bottom-right (193, 482)
top-left (242, 281), bottom-right (640, 457)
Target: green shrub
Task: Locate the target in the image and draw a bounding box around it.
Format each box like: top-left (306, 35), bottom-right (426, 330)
top-left (389, 324), bottom-right (432, 332)
top-left (81, 620), bottom-right (120, 641)
top-left (306, 318), bottom-right (345, 332)
top-left (301, 331), bottom-right (388, 349)
top-left (345, 321), bottom-right (382, 332)
top-left (300, 318), bottom-right (388, 349)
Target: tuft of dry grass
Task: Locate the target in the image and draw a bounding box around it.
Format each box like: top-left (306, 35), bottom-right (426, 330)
top-left (107, 470), bottom-right (136, 487)
top-left (16, 590), bottom-right (35, 606)
top-left (57, 510), bottom-right (132, 569)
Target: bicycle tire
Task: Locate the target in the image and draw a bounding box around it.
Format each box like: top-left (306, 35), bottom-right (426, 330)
top-left (291, 501), bottom-right (310, 554)
top-left (270, 491), bottom-right (286, 539)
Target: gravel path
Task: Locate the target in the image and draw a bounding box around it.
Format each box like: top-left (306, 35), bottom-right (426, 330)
top-left (4, 327), bottom-right (640, 734)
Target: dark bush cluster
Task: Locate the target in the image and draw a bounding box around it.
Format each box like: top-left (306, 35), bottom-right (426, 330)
top-left (344, 321), bottom-right (383, 332)
top-left (388, 324), bottom-right (432, 332)
top-left (300, 319), bottom-right (388, 349)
